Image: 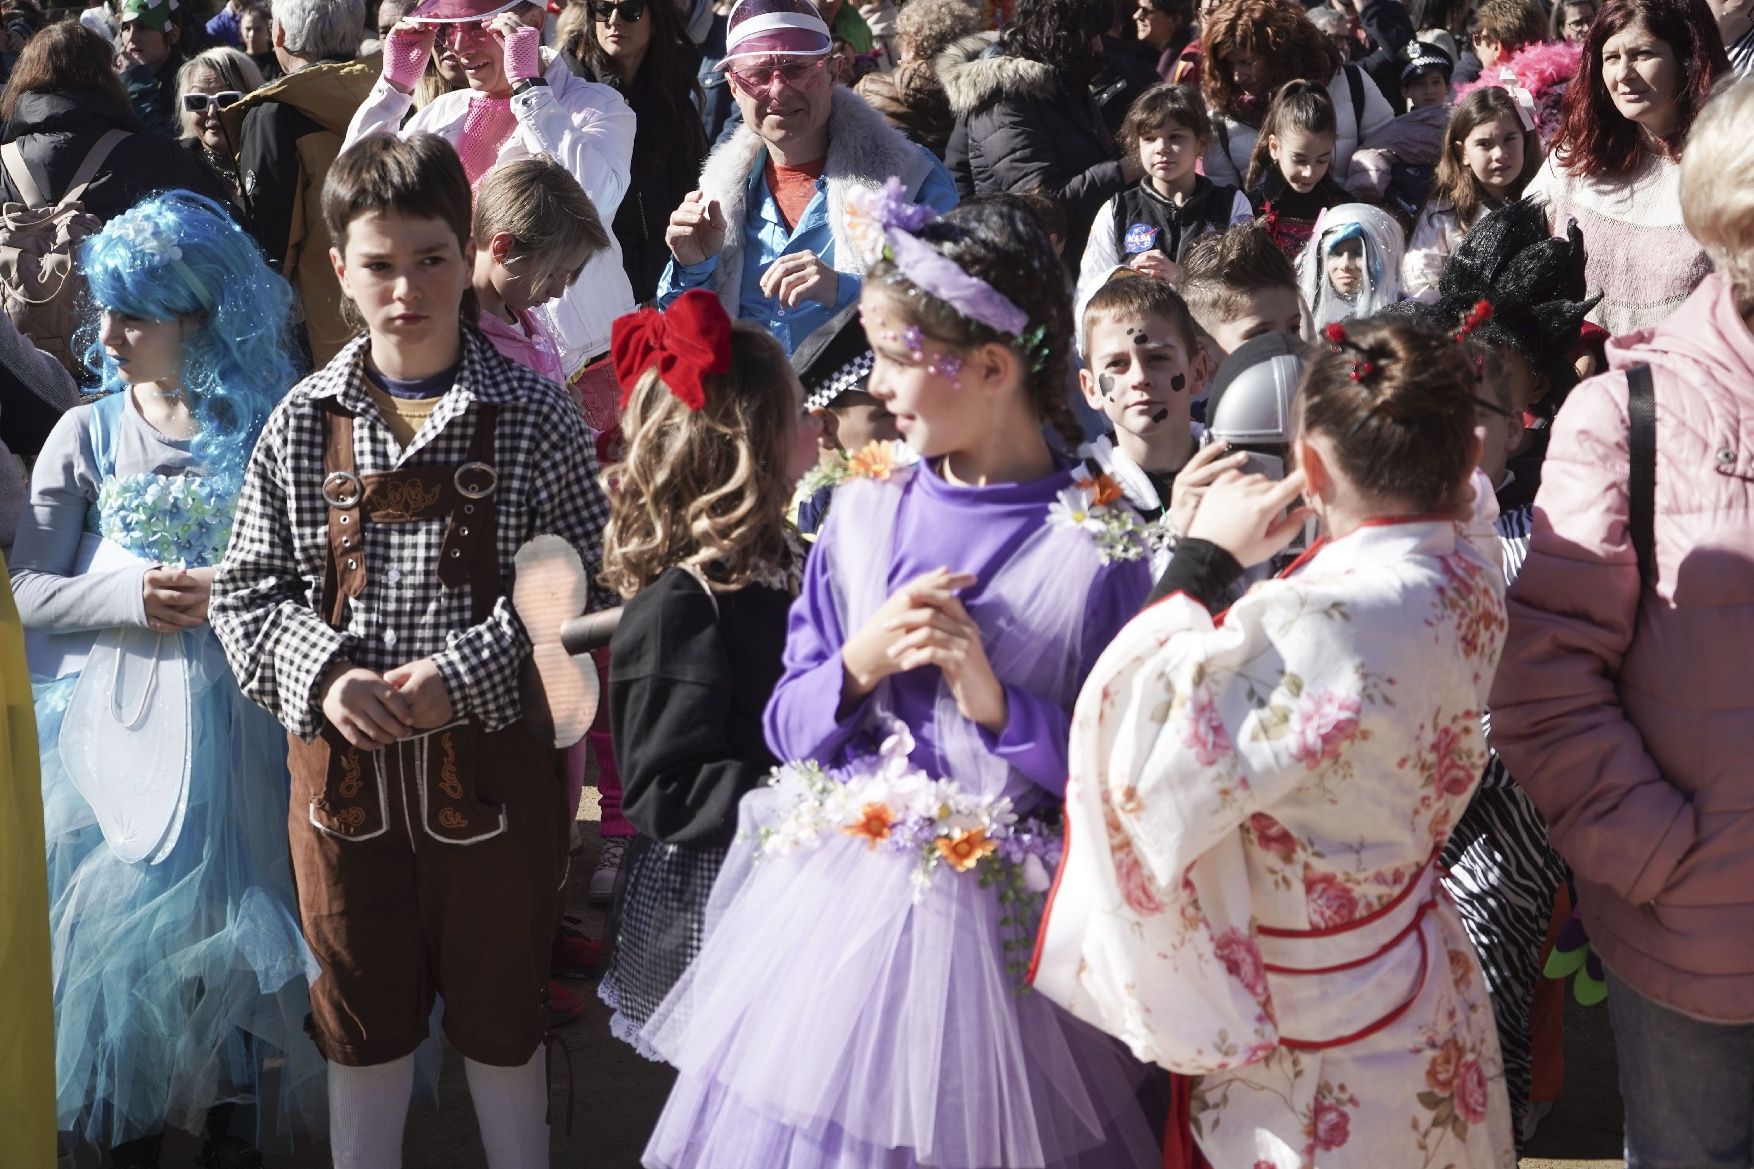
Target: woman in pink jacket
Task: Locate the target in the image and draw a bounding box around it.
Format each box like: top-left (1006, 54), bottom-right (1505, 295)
top-left (1489, 76), bottom-right (1754, 1169)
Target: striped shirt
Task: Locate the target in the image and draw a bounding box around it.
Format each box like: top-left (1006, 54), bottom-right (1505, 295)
top-left (1731, 25), bottom-right (1754, 79)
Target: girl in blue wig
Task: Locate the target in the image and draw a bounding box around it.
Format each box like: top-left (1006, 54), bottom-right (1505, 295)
top-left (8, 190), bottom-right (325, 1167)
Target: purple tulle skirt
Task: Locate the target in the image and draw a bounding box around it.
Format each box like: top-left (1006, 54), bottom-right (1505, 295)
top-left (640, 788), bottom-right (1160, 1169)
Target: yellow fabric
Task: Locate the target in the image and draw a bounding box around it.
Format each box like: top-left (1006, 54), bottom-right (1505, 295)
top-left (365, 381), bottom-right (443, 449)
top-left (0, 554), bottom-right (53, 1167)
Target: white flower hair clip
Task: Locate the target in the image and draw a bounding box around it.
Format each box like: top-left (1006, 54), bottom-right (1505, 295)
top-left (104, 208), bottom-right (215, 311)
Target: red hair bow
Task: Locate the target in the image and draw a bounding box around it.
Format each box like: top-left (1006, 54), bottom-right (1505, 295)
top-left (610, 289), bottom-right (732, 412)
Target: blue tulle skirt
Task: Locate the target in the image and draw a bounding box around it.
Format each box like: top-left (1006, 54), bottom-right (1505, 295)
top-left (37, 628), bottom-right (325, 1149)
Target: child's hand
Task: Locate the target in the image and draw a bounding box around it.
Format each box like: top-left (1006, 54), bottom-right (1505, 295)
top-left (888, 589), bottom-right (1008, 732)
top-left (667, 191), bottom-right (727, 266)
top-left (840, 568), bottom-right (977, 704)
top-left (1185, 468), bottom-right (1313, 569)
top-left (760, 250), bottom-right (838, 308)
top-left (1128, 249), bottom-right (1181, 286)
top-left (143, 567), bottom-right (211, 632)
top-left (321, 662), bottom-right (416, 751)
top-left (384, 658), bottom-right (456, 729)
top-left (1166, 441), bottom-right (1250, 541)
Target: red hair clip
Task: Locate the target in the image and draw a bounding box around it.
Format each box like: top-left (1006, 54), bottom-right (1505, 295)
top-left (609, 289), bottom-right (732, 412)
top-left (1454, 299), bottom-right (1494, 342)
top-left (1349, 359), bottom-right (1378, 382)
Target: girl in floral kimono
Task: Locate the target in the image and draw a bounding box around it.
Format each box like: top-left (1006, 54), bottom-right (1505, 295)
top-left (638, 197), bottom-right (1160, 1168)
top-left (9, 192), bottom-right (322, 1167)
top-left (1034, 317), bottom-right (1517, 1169)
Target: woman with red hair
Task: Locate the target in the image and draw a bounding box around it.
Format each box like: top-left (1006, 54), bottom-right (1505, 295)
top-left (1523, 0), bottom-right (1731, 335)
top-left (1199, 0), bottom-right (1394, 186)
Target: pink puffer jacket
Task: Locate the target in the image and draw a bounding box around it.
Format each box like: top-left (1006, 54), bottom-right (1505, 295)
top-left (1491, 272), bottom-right (1754, 1023)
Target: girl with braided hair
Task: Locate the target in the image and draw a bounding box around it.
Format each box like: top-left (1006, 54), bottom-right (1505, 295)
top-left (636, 194), bottom-right (1159, 1169)
top-left (1037, 316), bottom-right (1517, 1169)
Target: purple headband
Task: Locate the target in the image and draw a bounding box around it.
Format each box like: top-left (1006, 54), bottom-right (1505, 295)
top-left (850, 179), bottom-right (1029, 338)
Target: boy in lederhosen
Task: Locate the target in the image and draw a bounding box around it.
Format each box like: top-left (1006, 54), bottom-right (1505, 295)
top-left (211, 133), bottom-right (608, 1168)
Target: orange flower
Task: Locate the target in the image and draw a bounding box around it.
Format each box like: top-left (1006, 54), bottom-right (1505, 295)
top-left (843, 802), bottom-right (895, 849)
top-left (1089, 473), bottom-right (1125, 509)
top-left (847, 441), bottom-right (896, 482)
top-left (936, 827), bottom-right (997, 872)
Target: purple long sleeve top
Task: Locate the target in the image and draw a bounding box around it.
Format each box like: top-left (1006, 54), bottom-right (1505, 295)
top-left (764, 459), bottom-right (1150, 804)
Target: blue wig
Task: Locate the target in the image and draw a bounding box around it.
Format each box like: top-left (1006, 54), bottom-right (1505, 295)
top-left (79, 190), bottom-right (298, 484)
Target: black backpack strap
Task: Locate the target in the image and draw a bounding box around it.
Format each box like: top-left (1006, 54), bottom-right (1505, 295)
top-left (1626, 364), bottom-right (1657, 586)
top-left (1344, 64), bottom-right (1366, 142)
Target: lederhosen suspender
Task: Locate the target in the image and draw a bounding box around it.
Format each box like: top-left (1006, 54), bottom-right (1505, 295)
top-left (318, 398), bottom-right (503, 630)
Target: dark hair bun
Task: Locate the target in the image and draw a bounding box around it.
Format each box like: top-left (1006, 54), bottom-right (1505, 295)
top-left (1299, 318), bottom-right (1478, 514)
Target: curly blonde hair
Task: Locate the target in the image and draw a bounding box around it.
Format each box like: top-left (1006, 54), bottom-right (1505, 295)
top-left (600, 323), bottom-right (800, 597)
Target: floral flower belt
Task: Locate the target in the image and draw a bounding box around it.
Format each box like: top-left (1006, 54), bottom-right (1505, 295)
top-left (752, 720), bottom-right (1062, 986)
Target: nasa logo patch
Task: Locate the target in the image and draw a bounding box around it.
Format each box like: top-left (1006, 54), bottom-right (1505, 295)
top-left (1123, 223), bottom-right (1161, 255)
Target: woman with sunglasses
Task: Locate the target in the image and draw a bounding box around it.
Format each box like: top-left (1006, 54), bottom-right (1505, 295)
top-left (559, 0), bottom-right (707, 303)
top-left (174, 46), bottom-right (262, 206)
top-left (0, 21), bottom-right (230, 225)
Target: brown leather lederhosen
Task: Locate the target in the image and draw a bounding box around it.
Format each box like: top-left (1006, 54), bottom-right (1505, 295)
top-left (286, 398), bottom-right (568, 1069)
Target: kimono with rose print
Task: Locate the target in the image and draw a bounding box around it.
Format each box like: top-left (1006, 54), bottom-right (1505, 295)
top-left (1032, 515), bottom-right (1517, 1169)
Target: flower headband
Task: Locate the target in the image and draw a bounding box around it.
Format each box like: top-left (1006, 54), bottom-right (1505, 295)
top-left (610, 289), bottom-right (732, 412)
top-left (106, 209), bottom-right (216, 313)
top-left (848, 179), bottom-right (1028, 338)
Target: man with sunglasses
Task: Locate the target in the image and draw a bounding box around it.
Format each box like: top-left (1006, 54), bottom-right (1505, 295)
top-left (659, 0), bottom-right (955, 357)
top-left (346, 0), bottom-right (635, 397)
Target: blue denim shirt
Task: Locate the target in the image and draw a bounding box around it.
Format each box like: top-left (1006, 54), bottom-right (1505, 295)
top-left (658, 150), bottom-right (959, 356)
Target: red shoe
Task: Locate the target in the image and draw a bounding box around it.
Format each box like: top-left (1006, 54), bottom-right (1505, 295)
top-left (552, 930), bottom-right (603, 979)
top-left (548, 979), bottom-right (585, 1027)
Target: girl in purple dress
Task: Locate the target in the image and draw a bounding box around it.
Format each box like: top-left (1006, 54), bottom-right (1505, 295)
top-left (638, 199), bottom-right (1161, 1169)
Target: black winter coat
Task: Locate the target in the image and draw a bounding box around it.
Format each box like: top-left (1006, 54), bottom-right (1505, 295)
top-left (0, 89), bottom-right (230, 219)
top-left (939, 33), bottom-right (1128, 268)
top-left (567, 47), bottom-right (708, 304)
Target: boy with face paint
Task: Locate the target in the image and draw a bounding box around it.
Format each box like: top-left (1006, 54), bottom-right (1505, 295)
top-left (1077, 274), bottom-right (1246, 575)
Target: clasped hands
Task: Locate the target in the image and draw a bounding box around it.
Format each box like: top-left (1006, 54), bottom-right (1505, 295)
top-left (320, 657), bottom-right (455, 751)
top-left (840, 568), bottom-right (1007, 733)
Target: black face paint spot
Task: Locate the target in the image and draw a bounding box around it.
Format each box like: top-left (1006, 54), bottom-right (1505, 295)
top-left (1098, 373), bottom-right (1117, 399)
top-left (1151, 408), bottom-right (1170, 424)
top-left (1170, 373), bottom-right (1186, 393)
top-left (1128, 328), bottom-right (1152, 347)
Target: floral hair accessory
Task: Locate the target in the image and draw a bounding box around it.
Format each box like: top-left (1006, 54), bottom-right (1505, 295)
top-left (1453, 299), bottom-right (1493, 342)
top-left (107, 206), bottom-right (216, 312)
top-left (848, 179), bottom-right (1029, 338)
top-left (610, 289), bottom-right (732, 412)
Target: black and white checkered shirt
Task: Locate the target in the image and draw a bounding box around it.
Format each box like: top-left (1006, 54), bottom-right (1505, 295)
top-left (211, 330), bottom-right (611, 741)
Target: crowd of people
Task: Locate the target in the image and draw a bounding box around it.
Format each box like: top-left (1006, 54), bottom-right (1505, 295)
top-left (0, 0), bottom-right (1750, 1163)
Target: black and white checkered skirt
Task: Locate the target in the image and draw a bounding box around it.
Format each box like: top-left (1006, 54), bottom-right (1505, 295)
top-left (598, 835), bottom-right (730, 1061)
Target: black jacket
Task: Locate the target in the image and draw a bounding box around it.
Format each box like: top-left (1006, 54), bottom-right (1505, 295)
top-left (1108, 175), bottom-right (1244, 263)
top-left (608, 566), bottom-right (793, 846)
top-left (939, 32), bottom-right (1127, 267)
top-left (568, 48), bottom-right (707, 304)
top-left (0, 89), bottom-right (230, 218)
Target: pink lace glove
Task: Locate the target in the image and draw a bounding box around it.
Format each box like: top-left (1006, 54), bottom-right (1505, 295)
top-left (382, 22), bottom-right (434, 91)
top-left (501, 22), bottom-right (542, 86)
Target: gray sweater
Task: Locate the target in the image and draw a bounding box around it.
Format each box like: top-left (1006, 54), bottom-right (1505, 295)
top-left (10, 395), bottom-right (198, 633)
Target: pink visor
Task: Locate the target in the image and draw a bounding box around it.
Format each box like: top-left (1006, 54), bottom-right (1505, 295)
top-left (717, 0), bottom-right (833, 66)
top-left (407, 0), bottom-right (520, 22)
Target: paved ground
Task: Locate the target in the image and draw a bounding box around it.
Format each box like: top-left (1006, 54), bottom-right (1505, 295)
top-left (153, 813), bottom-right (1627, 1169)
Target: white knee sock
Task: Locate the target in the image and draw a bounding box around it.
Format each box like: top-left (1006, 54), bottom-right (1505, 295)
top-left (328, 1054), bottom-right (416, 1169)
top-left (465, 1051), bottom-right (551, 1169)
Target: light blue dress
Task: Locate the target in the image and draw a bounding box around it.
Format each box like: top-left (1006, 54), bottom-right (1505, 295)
top-left (14, 392), bottom-right (324, 1149)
